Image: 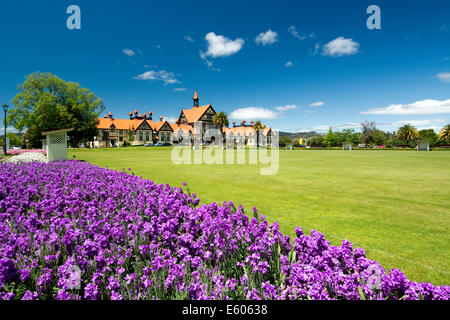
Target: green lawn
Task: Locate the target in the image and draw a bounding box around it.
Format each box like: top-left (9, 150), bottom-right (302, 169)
top-left (69, 147), bottom-right (450, 285)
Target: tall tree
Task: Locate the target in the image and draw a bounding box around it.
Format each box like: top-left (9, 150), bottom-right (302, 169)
top-left (323, 127), bottom-right (337, 147)
top-left (439, 124), bottom-right (450, 143)
top-left (8, 72), bottom-right (105, 148)
top-left (360, 121), bottom-right (377, 146)
top-left (252, 120), bottom-right (264, 147)
top-left (308, 135), bottom-right (324, 147)
top-left (397, 124), bottom-right (419, 145)
top-left (419, 129), bottom-right (438, 146)
top-left (373, 129), bottom-right (387, 145)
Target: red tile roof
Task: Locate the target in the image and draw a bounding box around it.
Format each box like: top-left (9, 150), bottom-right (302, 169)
top-left (181, 104), bottom-right (211, 123)
top-left (171, 123), bottom-right (194, 134)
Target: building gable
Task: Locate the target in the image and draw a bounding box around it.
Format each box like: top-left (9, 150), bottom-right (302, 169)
top-left (205, 106), bottom-right (216, 115)
top-left (199, 106), bottom-right (216, 121)
top-left (158, 122), bottom-right (173, 132)
top-left (179, 111), bottom-right (188, 124)
top-left (135, 120), bottom-right (152, 131)
top-left (180, 104), bottom-right (213, 124)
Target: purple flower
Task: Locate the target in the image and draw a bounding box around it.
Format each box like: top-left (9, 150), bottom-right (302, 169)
top-left (111, 291), bottom-right (122, 300)
top-left (84, 283), bottom-right (100, 300)
top-left (21, 290), bottom-right (39, 300)
top-left (0, 258), bottom-right (17, 287)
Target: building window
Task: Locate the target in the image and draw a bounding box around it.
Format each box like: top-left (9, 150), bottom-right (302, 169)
top-left (139, 131), bottom-right (143, 141)
top-left (145, 131), bottom-right (150, 141)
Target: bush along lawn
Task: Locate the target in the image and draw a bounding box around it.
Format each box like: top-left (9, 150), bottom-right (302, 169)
top-left (0, 161), bottom-right (448, 300)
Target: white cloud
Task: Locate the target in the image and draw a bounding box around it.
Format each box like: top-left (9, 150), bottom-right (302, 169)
top-left (199, 52), bottom-right (213, 67)
top-left (361, 99), bottom-right (450, 115)
top-left (437, 72), bottom-right (450, 83)
top-left (172, 87), bottom-right (186, 92)
top-left (322, 37), bottom-right (359, 57)
top-left (391, 119), bottom-right (446, 126)
top-left (376, 119), bottom-right (446, 131)
top-left (284, 61), bottom-right (294, 67)
top-left (310, 101), bottom-right (324, 107)
top-left (288, 25), bottom-right (306, 40)
top-left (122, 48), bottom-right (135, 56)
top-left (378, 119), bottom-right (447, 133)
top-left (202, 32), bottom-right (244, 58)
top-left (310, 43), bottom-right (321, 56)
top-left (133, 70), bottom-right (180, 85)
top-left (314, 43), bottom-right (321, 54)
top-left (255, 29), bottom-right (278, 46)
top-left (231, 104), bottom-right (297, 120)
top-left (313, 123), bottom-right (360, 131)
top-left (199, 52), bottom-right (222, 71)
top-left (230, 107), bottom-right (280, 120)
top-left (184, 35), bottom-right (195, 42)
top-left (275, 104), bottom-right (297, 112)
top-left (312, 125), bottom-right (331, 131)
top-left (165, 116), bottom-right (178, 123)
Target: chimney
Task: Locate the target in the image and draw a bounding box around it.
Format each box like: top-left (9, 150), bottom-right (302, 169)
top-left (129, 112), bottom-right (133, 119)
top-left (160, 115), bottom-right (163, 121)
top-left (232, 121), bottom-right (236, 127)
top-left (108, 112), bottom-right (113, 119)
top-left (250, 120), bottom-right (254, 125)
top-left (148, 111), bottom-right (152, 121)
top-left (143, 113), bottom-right (147, 119)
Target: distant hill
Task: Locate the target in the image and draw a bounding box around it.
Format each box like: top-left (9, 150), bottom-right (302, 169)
top-left (279, 131), bottom-right (325, 138)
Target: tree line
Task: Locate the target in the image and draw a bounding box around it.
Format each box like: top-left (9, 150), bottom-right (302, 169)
top-left (282, 121), bottom-right (450, 148)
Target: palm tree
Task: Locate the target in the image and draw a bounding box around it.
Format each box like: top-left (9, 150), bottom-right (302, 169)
top-left (397, 124), bottom-right (418, 146)
top-left (252, 120), bottom-right (264, 147)
top-left (439, 124), bottom-right (450, 143)
top-left (213, 111), bottom-right (229, 145)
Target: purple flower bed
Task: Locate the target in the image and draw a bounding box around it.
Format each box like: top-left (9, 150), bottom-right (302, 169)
top-left (0, 161), bottom-right (448, 300)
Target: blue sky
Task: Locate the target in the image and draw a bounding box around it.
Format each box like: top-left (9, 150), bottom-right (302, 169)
top-left (0, 0), bottom-right (449, 133)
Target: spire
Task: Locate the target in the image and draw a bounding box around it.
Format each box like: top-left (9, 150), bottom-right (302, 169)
top-left (193, 90), bottom-right (199, 108)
